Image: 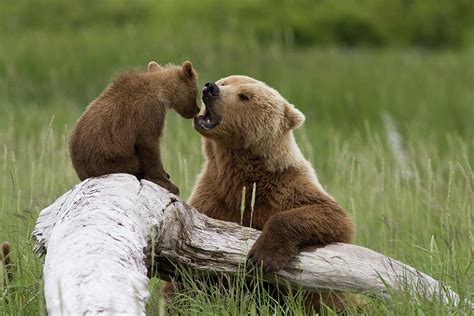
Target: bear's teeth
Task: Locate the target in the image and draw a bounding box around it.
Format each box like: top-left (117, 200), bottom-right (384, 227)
top-left (198, 105), bottom-right (207, 116)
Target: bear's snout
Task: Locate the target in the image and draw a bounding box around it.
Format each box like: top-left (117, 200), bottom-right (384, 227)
top-left (202, 81), bottom-right (220, 102)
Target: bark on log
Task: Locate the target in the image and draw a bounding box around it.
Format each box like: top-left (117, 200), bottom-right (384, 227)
top-left (32, 174), bottom-right (471, 315)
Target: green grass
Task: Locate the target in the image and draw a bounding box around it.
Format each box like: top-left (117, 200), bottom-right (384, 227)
top-left (1, 3), bottom-right (473, 315)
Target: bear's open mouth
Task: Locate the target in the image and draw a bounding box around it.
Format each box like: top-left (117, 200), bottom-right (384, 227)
top-left (194, 103), bottom-right (220, 131)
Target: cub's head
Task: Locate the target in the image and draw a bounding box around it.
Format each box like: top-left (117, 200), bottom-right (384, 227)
top-left (194, 75), bottom-right (305, 148)
top-left (147, 61), bottom-right (200, 119)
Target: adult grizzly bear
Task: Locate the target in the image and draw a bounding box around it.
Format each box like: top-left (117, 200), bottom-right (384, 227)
top-left (190, 75), bottom-right (353, 310)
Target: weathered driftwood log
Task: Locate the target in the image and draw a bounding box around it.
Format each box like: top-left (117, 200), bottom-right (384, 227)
top-left (32, 174), bottom-right (470, 315)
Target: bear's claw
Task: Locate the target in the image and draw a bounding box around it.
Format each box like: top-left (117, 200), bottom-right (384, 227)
top-left (247, 235), bottom-right (297, 273)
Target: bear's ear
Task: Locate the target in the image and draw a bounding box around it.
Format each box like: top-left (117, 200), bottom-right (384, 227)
top-left (181, 61), bottom-right (195, 79)
top-left (147, 61), bottom-right (161, 72)
top-left (284, 104), bottom-right (305, 130)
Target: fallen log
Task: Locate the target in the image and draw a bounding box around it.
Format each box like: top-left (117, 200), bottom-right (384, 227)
top-left (32, 174), bottom-right (471, 315)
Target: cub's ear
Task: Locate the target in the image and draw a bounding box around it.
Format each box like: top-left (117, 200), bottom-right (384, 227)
top-left (181, 61), bottom-right (195, 78)
top-left (284, 104), bottom-right (305, 130)
top-left (147, 61), bottom-right (161, 72)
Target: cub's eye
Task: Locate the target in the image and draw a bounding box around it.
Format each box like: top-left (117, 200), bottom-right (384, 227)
top-left (238, 93), bottom-right (250, 101)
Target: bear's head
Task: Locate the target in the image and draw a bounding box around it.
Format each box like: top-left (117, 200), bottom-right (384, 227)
top-left (147, 61), bottom-right (200, 119)
top-left (194, 75), bottom-right (305, 148)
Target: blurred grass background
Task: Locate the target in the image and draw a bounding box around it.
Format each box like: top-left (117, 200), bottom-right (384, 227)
top-left (0, 0), bottom-right (473, 314)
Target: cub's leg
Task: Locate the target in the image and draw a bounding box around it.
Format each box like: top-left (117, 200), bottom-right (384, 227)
top-left (135, 141), bottom-right (179, 195)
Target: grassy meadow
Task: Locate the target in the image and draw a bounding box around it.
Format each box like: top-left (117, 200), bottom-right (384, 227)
top-left (1, 1), bottom-right (473, 315)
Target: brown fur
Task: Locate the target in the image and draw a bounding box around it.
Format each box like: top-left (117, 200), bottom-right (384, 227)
top-left (69, 61), bottom-right (199, 195)
top-left (1, 242), bottom-right (13, 284)
top-left (183, 75), bottom-right (353, 312)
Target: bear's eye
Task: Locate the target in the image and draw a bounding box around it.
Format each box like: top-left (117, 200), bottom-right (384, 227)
top-left (238, 93), bottom-right (250, 101)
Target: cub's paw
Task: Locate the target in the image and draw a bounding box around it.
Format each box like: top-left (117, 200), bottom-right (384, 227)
top-left (247, 235), bottom-right (297, 273)
top-left (147, 177), bottom-right (180, 196)
top-left (161, 181), bottom-right (180, 196)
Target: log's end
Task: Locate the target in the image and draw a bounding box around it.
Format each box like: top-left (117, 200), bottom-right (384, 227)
top-left (33, 174), bottom-right (153, 315)
top-left (32, 187), bottom-right (72, 258)
top-left (32, 174), bottom-right (146, 257)
top-left (32, 209), bottom-right (53, 257)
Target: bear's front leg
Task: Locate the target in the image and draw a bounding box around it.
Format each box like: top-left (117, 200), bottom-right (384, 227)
top-left (247, 229), bottom-right (298, 273)
top-left (247, 204), bottom-right (353, 273)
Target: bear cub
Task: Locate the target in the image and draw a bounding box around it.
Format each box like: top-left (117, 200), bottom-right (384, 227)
top-left (69, 61), bottom-right (199, 195)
